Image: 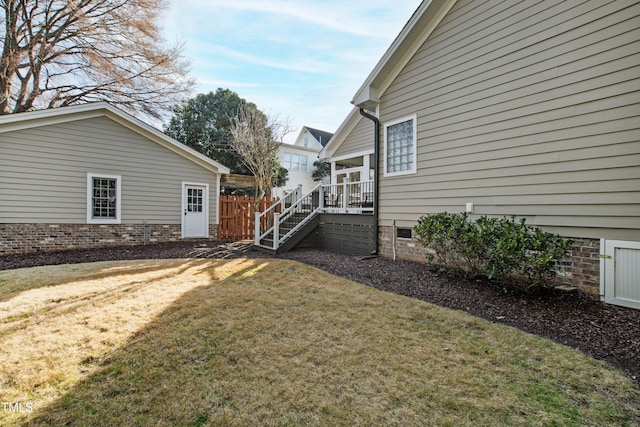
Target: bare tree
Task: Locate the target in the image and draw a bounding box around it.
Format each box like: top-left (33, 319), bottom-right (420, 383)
top-left (230, 105), bottom-right (291, 199)
top-left (0, 0), bottom-right (193, 118)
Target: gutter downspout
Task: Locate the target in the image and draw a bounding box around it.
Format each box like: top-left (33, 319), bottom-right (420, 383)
top-left (359, 108), bottom-right (379, 255)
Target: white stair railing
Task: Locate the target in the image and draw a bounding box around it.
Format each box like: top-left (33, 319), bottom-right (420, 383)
top-left (255, 183), bottom-right (322, 250)
top-left (254, 179), bottom-right (374, 251)
top-left (254, 185), bottom-right (301, 245)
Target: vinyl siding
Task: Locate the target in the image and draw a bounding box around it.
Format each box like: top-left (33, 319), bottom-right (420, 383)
top-left (0, 116), bottom-right (218, 224)
top-left (332, 115), bottom-right (375, 158)
top-left (377, 0), bottom-right (640, 240)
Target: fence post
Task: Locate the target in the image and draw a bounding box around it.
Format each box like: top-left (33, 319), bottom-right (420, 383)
top-left (273, 212), bottom-right (280, 250)
top-left (254, 211), bottom-right (261, 245)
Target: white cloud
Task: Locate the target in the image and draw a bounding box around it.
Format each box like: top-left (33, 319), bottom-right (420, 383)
top-left (162, 0), bottom-right (423, 139)
top-left (167, 0), bottom-right (418, 39)
top-left (205, 44), bottom-right (326, 74)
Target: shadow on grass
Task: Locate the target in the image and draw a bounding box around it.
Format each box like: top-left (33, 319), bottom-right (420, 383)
top-left (10, 258), bottom-right (640, 426)
top-left (0, 259), bottom-right (208, 303)
top-left (21, 258), bottom-right (274, 427)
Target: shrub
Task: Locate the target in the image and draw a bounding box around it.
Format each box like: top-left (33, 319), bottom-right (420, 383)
top-left (413, 212), bottom-right (492, 280)
top-left (413, 213), bottom-right (573, 293)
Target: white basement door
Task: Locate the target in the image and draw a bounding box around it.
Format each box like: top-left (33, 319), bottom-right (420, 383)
top-left (602, 239), bottom-right (640, 310)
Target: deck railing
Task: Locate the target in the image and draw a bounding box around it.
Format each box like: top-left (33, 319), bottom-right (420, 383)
top-left (255, 185), bottom-right (302, 244)
top-left (255, 180), bottom-right (374, 250)
top-left (321, 180), bottom-right (374, 213)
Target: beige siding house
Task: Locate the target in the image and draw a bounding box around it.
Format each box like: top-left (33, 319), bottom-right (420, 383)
top-left (324, 0), bottom-right (640, 306)
top-left (319, 108), bottom-right (375, 189)
top-left (0, 102), bottom-right (230, 255)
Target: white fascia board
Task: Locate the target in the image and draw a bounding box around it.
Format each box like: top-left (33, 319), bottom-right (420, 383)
top-left (291, 127), bottom-right (307, 146)
top-left (0, 102), bottom-right (108, 132)
top-left (352, 86), bottom-right (380, 111)
top-left (351, 0), bottom-right (456, 109)
top-left (319, 108), bottom-right (362, 160)
top-left (0, 102), bottom-right (231, 175)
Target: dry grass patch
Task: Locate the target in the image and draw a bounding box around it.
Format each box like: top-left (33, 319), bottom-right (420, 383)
top-left (0, 259), bottom-right (638, 426)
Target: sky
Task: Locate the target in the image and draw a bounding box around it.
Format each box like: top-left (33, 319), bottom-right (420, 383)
top-left (161, 0), bottom-right (422, 144)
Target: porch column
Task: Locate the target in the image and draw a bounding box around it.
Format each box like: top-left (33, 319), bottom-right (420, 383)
top-left (331, 161), bottom-right (337, 185)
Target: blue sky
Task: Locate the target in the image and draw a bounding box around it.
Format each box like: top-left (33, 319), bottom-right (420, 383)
top-left (162, 0), bottom-right (422, 143)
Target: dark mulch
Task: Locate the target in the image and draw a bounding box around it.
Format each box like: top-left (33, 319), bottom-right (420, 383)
top-left (1, 241), bottom-right (638, 385)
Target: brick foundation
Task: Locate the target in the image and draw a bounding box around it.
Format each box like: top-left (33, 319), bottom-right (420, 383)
top-left (556, 237), bottom-right (601, 296)
top-left (378, 226), bottom-right (601, 297)
top-left (378, 226), bottom-right (431, 263)
top-left (0, 223), bottom-right (219, 255)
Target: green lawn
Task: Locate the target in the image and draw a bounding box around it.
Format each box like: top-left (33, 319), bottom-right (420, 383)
top-left (0, 258), bottom-right (638, 426)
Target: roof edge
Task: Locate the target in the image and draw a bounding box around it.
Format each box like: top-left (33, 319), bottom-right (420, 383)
top-left (352, 0), bottom-right (457, 109)
top-left (0, 102), bottom-right (231, 175)
top-left (318, 107), bottom-right (362, 160)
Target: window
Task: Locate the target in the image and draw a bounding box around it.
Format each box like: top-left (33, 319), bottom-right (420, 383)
top-left (384, 114), bottom-right (417, 177)
top-left (397, 228), bottom-right (412, 239)
top-left (283, 152), bottom-right (308, 172)
top-left (87, 173), bottom-right (121, 224)
top-left (187, 187), bottom-right (203, 212)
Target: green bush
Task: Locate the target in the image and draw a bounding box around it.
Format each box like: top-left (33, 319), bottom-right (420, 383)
top-left (413, 212), bottom-right (491, 279)
top-left (413, 212), bottom-right (573, 293)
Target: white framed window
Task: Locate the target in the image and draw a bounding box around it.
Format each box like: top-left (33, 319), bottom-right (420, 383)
top-left (87, 173), bottom-right (121, 224)
top-left (383, 114), bottom-right (417, 177)
top-left (283, 152), bottom-right (308, 172)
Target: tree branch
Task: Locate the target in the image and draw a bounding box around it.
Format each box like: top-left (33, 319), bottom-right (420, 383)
top-left (0, 0), bottom-right (192, 118)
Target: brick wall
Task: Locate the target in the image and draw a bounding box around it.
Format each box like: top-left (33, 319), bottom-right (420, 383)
top-left (378, 226), bottom-right (431, 262)
top-left (556, 237), bottom-right (601, 296)
top-left (0, 223), bottom-right (218, 255)
top-left (377, 225), bottom-right (601, 297)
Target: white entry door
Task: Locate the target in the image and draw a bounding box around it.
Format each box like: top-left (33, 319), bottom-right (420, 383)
top-left (182, 183), bottom-right (209, 238)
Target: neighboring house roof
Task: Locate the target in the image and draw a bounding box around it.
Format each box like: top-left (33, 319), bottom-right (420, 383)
top-left (303, 126), bottom-right (333, 147)
top-left (352, 0), bottom-right (456, 111)
top-left (0, 102), bottom-right (231, 175)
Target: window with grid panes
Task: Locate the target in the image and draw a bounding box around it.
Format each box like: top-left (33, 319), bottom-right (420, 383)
top-left (187, 188), bottom-right (203, 212)
top-left (92, 177), bottom-right (117, 218)
top-left (283, 152), bottom-right (308, 172)
top-left (384, 114), bottom-right (417, 176)
top-left (87, 173), bottom-right (121, 224)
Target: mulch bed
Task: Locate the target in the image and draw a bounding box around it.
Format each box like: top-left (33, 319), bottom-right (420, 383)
top-left (1, 240), bottom-right (638, 385)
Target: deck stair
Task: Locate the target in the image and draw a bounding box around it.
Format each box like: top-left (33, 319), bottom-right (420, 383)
top-left (254, 179), bottom-right (374, 254)
top-left (254, 184), bottom-right (322, 255)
